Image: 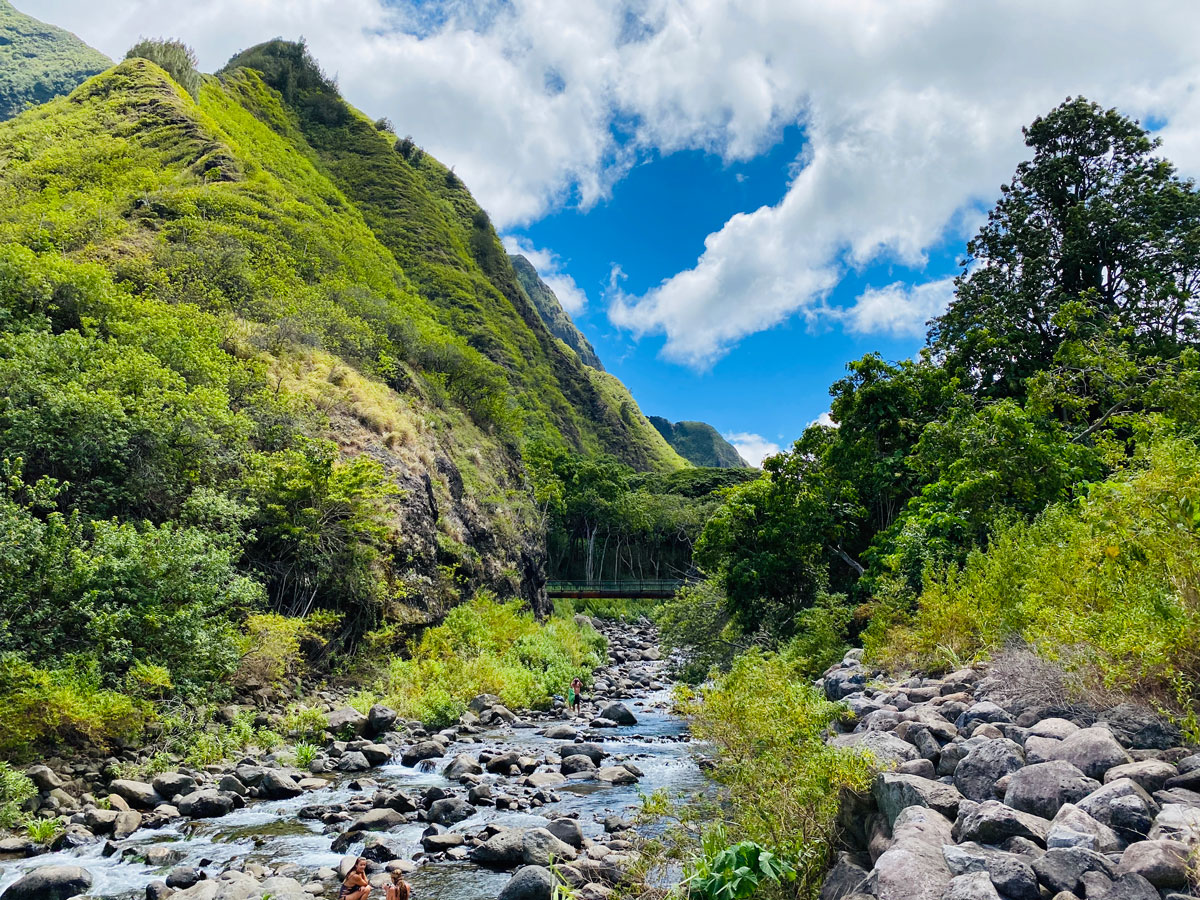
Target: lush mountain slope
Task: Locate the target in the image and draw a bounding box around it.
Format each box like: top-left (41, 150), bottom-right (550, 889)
top-left (509, 253), bottom-right (604, 370)
top-left (0, 0), bottom-right (110, 121)
top-left (0, 45), bottom-right (687, 749)
top-left (649, 417), bottom-right (749, 468)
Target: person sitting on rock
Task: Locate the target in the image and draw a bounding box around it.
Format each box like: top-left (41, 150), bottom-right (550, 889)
top-left (569, 676), bottom-right (584, 716)
top-left (386, 871), bottom-right (412, 900)
top-left (340, 858), bottom-right (372, 900)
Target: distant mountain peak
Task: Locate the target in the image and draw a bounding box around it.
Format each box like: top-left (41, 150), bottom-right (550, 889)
top-left (649, 417), bottom-right (749, 468)
top-left (510, 253), bottom-right (605, 371)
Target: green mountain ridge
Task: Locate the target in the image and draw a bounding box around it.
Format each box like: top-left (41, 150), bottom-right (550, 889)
top-left (0, 0), bottom-right (110, 121)
top-left (649, 416), bottom-right (749, 468)
top-left (509, 253), bottom-right (604, 370)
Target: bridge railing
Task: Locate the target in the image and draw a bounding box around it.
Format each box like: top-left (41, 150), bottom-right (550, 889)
top-left (546, 579), bottom-right (685, 598)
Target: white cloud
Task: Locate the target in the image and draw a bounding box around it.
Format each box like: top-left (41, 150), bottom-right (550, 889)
top-left (809, 412), bottom-right (836, 429)
top-left (30, 0), bottom-right (1200, 365)
top-left (725, 432), bottom-right (782, 467)
top-left (502, 237), bottom-right (589, 315)
top-left (841, 277), bottom-right (957, 339)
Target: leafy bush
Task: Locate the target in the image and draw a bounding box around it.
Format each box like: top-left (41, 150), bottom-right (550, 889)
top-left (294, 741), bottom-right (319, 768)
top-left (237, 612), bottom-right (337, 686)
top-left (0, 762), bottom-right (35, 827)
top-left (125, 39), bottom-right (202, 97)
top-left (678, 649), bottom-right (872, 894)
top-left (25, 816), bottom-right (64, 844)
top-left (378, 594), bottom-right (605, 726)
top-left (281, 705), bottom-right (329, 742)
top-left (869, 437), bottom-right (1200, 719)
top-left (684, 829), bottom-right (795, 900)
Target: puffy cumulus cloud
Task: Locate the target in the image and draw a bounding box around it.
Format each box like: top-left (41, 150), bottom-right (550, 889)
top-left (34, 0), bottom-right (1200, 360)
top-left (841, 277), bottom-right (957, 339)
top-left (724, 432), bottom-right (782, 467)
top-left (809, 412), bottom-right (836, 429)
top-left (503, 237), bottom-right (590, 315)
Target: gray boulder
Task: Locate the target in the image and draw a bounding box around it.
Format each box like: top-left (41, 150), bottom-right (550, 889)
top-left (260, 770), bottom-right (303, 800)
top-left (595, 766), bottom-right (638, 785)
top-left (561, 754), bottom-right (598, 775)
top-left (428, 798), bottom-right (474, 826)
top-left (1004, 761), bottom-right (1100, 819)
top-left (557, 743), bottom-right (606, 765)
top-left (326, 706), bottom-right (368, 736)
top-left (108, 778), bottom-right (160, 809)
top-left (1027, 719), bottom-right (1080, 740)
top-left (472, 828), bottom-right (527, 867)
top-left (864, 806), bottom-right (955, 900)
top-left (469, 693), bottom-right (503, 713)
top-left (1032, 846), bottom-right (1116, 894)
top-left (1, 865), bottom-right (93, 900)
top-left (942, 843), bottom-right (1039, 900)
top-left (367, 704), bottom-right (398, 735)
top-left (177, 789), bottom-right (234, 818)
top-left (23, 765), bottom-right (63, 792)
top-left (955, 739), bottom-right (1025, 802)
top-left (943, 871), bottom-right (1001, 900)
top-left (1048, 802), bottom-right (1122, 852)
top-left (337, 751), bottom-right (371, 773)
top-left (1077, 779), bottom-right (1159, 843)
top-left (1048, 728), bottom-right (1132, 780)
top-left (820, 852), bottom-right (871, 900)
top-left (1149, 803), bottom-right (1200, 844)
top-left (831, 731), bottom-right (920, 766)
top-left (521, 828), bottom-right (577, 865)
top-left (954, 800), bottom-right (1050, 846)
top-left (874, 773), bottom-right (964, 826)
top-left (1079, 871), bottom-right (1160, 900)
top-left (1116, 840), bottom-right (1190, 889)
top-left (1105, 760), bottom-right (1177, 793)
top-left (825, 667), bottom-right (867, 701)
top-left (547, 818), bottom-right (584, 849)
top-left (113, 810), bottom-right (141, 839)
top-left (151, 772), bottom-right (197, 801)
top-left (351, 808), bottom-right (406, 831)
top-left (955, 702), bottom-right (1014, 731)
top-left (526, 771), bottom-right (567, 789)
top-left (402, 741), bottom-right (445, 767)
top-left (499, 865), bottom-right (556, 900)
top-left (599, 703), bottom-right (637, 726)
top-left (444, 754), bottom-right (482, 779)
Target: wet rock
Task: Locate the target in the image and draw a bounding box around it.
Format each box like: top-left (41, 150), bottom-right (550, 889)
top-left (357, 743), bottom-right (393, 766)
top-left (151, 772), bottom-right (197, 801)
top-left (217, 774), bottom-right (247, 796)
top-left (558, 743), bottom-right (606, 765)
top-left (595, 767), bottom-right (638, 785)
top-left (166, 865), bottom-right (202, 889)
top-left (146, 881), bottom-right (172, 900)
top-left (873, 773), bottom-right (964, 826)
top-left (444, 754), bottom-right (482, 779)
top-left (337, 751), bottom-right (371, 773)
top-left (561, 754), bottom-right (598, 775)
top-left (1004, 761), bottom-right (1100, 819)
top-left (1115, 840), bottom-right (1190, 889)
top-left (326, 707), bottom-right (368, 736)
top-left (401, 741), bottom-right (444, 767)
top-left (177, 789), bottom-right (234, 819)
top-left (1, 864), bottom-right (93, 899)
top-left (351, 808), bottom-right (406, 831)
top-left (109, 779), bottom-right (161, 810)
top-left (543, 725), bottom-right (578, 740)
top-left (422, 830), bottom-right (465, 852)
top-left (955, 739), bottom-right (1026, 802)
top-left (499, 865), bottom-right (556, 900)
top-left (1032, 847), bottom-right (1116, 894)
top-left (521, 828), bottom-right (578, 866)
top-left (1048, 729), bottom-right (1132, 780)
top-left (260, 770), bottom-right (303, 800)
top-left (428, 797), bottom-right (474, 826)
top-left (599, 703), bottom-right (637, 726)
top-left (113, 810), bottom-right (142, 839)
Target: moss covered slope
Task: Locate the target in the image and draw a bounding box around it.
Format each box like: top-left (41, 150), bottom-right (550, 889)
top-left (649, 417), bottom-right (749, 468)
top-left (510, 253), bottom-right (604, 371)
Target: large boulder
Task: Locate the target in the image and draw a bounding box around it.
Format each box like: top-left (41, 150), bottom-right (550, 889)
top-left (1104, 760), bottom-right (1177, 793)
top-left (942, 843), bottom-right (1039, 900)
top-left (499, 865), bottom-right (556, 900)
top-left (1047, 728), bottom-right (1132, 780)
top-left (1079, 871), bottom-right (1160, 900)
top-left (1115, 839), bottom-right (1190, 889)
top-left (325, 706), bottom-right (368, 736)
top-left (337, 751), bottom-right (370, 773)
top-left (820, 852), bottom-right (871, 900)
top-left (1098, 706), bottom-right (1181, 751)
top-left (444, 754), bottom-right (483, 779)
top-left (1047, 802), bottom-right (1122, 852)
top-left (547, 818), bottom-right (584, 849)
top-left (1149, 803), bottom-right (1200, 844)
top-left (151, 772), bottom-right (197, 801)
top-left (472, 828), bottom-right (528, 867)
top-left (596, 766), bottom-right (638, 785)
top-left (1004, 761), bottom-right (1100, 819)
top-left (955, 702), bottom-right (1014, 731)
top-left (428, 798), bottom-right (474, 826)
top-left (367, 704), bottom-right (398, 735)
top-left (177, 789), bottom-right (235, 819)
top-left (1077, 778), bottom-right (1159, 843)
top-left (825, 667), bottom-right (867, 701)
top-left (1031, 846), bottom-right (1116, 894)
top-left (954, 800), bottom-right (1050, 846)
top-left (260, 769), bottom-right (303, 800)
top-left (561, 754), bottom-right (598, 776)
top-left (401, 741), bottom-right (445, 767)
top-left (557, 743), bottom-right (606, 765)
top-left (599, 702), bottom-right (637, 726)
top-left (943, 871), bottom-right (1001, 900)
top-left (955, 739), bottom-right (1025, 802)
top-left (864, 806), bottom-right (955, 900)
top-left (831, 731), bottom-right (920, 767)
top-left (873, 773), bottom-right (964, 826)
top-left (108, 778), bottom-right (160, 809)
top-left (521, 828), bottom-right (578, 866)
top-left (350, 808), bottom-right (406, 831)
top-left (469, 693), bottom-right (504, 713)
top-left (526, 771), bottom-right (568, 789)
top-left (23, 765), bottom-right (63, 792)
top-left (1, 864), bottom-right (93, 899)
top-left (113, 810), bottom-right (142, 839)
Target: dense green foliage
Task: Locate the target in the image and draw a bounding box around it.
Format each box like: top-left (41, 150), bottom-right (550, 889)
top-left (0, 0), bottom-right (110, 121)
top-left (125, 39), bottom-right (201, 98)
top-left (667, 99), bottom-right (1200, 720)
top-left (372, 594), bottom-right (606, 726)
top-left (649, 417), bottom-right (750, 469)
top-left (510, 253), bottom-right (604, 370)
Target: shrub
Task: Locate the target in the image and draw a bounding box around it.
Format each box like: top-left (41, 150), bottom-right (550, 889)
top-left (125, 39), bottom-right (202, 98)
top-left (684, 828), bottom-right (796, 900)
top-left (25, 816), bottom-right (64, 844)
top-left (0, 763), bottom-right (35, 828)
top-left (281, 705), bottom-right (329, 742)
top-left (294, 741), bottom-right (319, 768)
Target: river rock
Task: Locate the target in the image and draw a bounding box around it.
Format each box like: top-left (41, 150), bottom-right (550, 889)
top-left (422, 831), bottom-right (466, 852)
top-left (428, 798), bottom-right (474, 826)
top-left (469, 694), bottom-right (503, 713)
top-left (955, 739), bottom-right (1025, 802)
top-left (1004, 760), bottom-right (1100, 819)
top-left (357, 742), bottom-right (393, 766)
top-left (944, 871), bottom-right (1001, 900)
top-left (1077, 779), bottom-right (1159, 842)
top-left (1031, 846), bottom-right (1116, 894)
top-left (557, 743), bottom-right (606, 765)
top-left (367, 704), bottom-right (398, 735)
top-left (543, 725), bottom-right (578, 740)
top-left (595, 766), bottom-right (638, 785)
top-left (151, 772), bottom-right (197, 801)
top-left (402, 741), bottom-right (444, 767)
top-left (1116, 839), bottom-right (1190, 888)
top-left (873, 773), bottom-right (964, 826)
top-left (1048, 802), bottom-right (1122, 852)
top-left (260, 769), bottom-right (303, 800)
top-left (499, 865), bottom-right (556, 900)
top-left (1149, 804), bottom-right (1200, 844)
top-left (338, 751), bottom-right (371, 773)
top-left (326, 706), bottom-right (368, 736)
top-left (108, 779), bottom-right (160, 809)
top-left (561, 754), bottom-right (598, 775)
top-left (864, 806), bottom-right (954, 900)
top-left (954, 800), bottom-right (1050, 845)
top-left (166, 865), bottom-right (202, 889)
top-left (526, 771), bottom-right (567, 788)
top-left (547, 818), bottom-right (584, 848)
top-left (23, 765), bottom-right (63, 792)
top-left (521, 828), bottom-right (577, 865)
top-left (352, 808), bottom-right (406, 831)
top-left (599, 703), bottom-right (637, 725)
top-left (113, 810), bottom-right (141, 839)
top-left (444, 754), bottom-right (482, 779)
top-left (1, 864), bottom-right (93, 899)
top-left (1048, 728), bottom-right (1132, 780)
top-left (177, 789), bottom-right (234, 819)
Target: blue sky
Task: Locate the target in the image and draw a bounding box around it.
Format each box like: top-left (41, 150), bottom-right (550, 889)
top-left (514, 128), bottom-right (963, 456)
top-left (32, 0), bottom-right (1200, 461)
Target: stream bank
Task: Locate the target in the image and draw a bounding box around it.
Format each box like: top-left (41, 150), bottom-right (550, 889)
top-left (0, 619), bottom-right (703, 900)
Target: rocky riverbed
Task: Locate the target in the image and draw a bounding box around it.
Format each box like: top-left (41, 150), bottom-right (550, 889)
top-left (818, 651), bottom-right (1200, 900)
top-left (0, 619), bottom-right (703, 900)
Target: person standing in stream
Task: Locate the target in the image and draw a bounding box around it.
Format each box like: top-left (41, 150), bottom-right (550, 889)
top-left (569, 676), bottom-right (584, 716)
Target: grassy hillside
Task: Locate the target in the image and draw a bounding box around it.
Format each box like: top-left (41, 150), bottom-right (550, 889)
top-left (510, 253), bottom-right (604, 370)
top-left (0, 0), bottom-right (110, 121)
top-left (649, 417), bottom-right (749, 468)
top-left (0, 46), bottom-right (681, 753)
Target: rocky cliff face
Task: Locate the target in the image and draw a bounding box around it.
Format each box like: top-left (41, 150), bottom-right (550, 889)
top-left (817, 653), bottom-right (1198, 900)
top-left (510, 253), bottom-right (605, 371)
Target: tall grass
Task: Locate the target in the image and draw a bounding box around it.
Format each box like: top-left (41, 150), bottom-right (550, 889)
top-left (377, 594), bottom-right (605, 727)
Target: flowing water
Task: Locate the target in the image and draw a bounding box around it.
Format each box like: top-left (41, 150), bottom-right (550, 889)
top-left (0, 689), bottom-right (708, 899)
